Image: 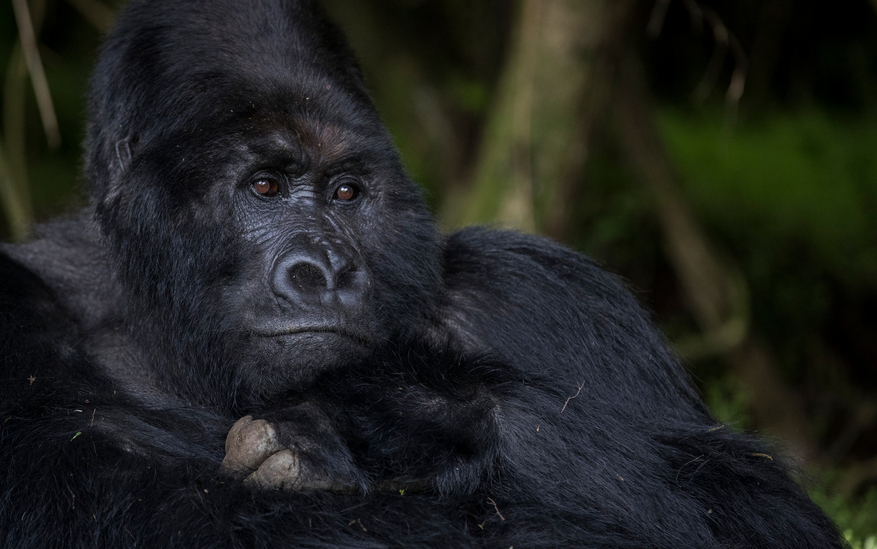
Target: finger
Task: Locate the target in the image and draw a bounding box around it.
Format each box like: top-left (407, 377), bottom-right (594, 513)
top-left (221, 416), bottom-right (283, 474)
top-left (243, 449), bottom-right (301, 490)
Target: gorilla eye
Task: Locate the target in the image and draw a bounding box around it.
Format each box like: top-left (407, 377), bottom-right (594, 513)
top-left (252, 178), bottom-right (280, 197)
top-left (334, 182), bottom-right (360, 202)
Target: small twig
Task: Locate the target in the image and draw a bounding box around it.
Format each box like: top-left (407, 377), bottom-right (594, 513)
top-left (560, 380), bottom-right (585, 413)
top-left (675, 0), bottom-right (747, 128)
top-left (486, 497), bottom-right (505, 521)
top-left (10, 0), bottom-right (61, 149)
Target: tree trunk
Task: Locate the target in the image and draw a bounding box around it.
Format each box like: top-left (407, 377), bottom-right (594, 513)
top-left (441, 0), bottom-right (633, 238)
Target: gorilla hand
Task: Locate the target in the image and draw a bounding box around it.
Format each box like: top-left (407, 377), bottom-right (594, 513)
top-left (221, 411), bottom-right (359, 492)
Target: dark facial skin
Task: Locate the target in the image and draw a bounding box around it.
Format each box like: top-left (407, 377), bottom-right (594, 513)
top-left (218, 117), bottom-right (385, 398)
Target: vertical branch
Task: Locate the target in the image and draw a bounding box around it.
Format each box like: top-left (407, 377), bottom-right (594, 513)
top-left (445, 0), bottom-right (543, 232)
top-left (543, 0), bottom-right (636, 241)
top-left (11, 0), bottom-right (61, 150)
top-left (502, 0), bottom-right (541, 231)
top-left (0, 143), bottom-right (30, 240)
top-left (443, 0), bottom-right (617, 237)
top-left (3, 0), bottom-right (51, 238)
top-left (2, 45), bottom-right (33, 239)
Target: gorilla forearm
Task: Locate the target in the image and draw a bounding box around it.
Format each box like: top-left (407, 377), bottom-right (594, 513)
top-left (220, 341), bottom-right (507, 495)
top-left (2, 426), bottom-right (474, 548)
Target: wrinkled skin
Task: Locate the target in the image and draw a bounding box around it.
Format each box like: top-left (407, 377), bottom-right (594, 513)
top-left (0, 0), bottom-right (845, 547)
top-left (223, 416), bottom-right (349, 491)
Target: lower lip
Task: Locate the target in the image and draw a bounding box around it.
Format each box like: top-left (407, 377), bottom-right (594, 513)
top-left (256, 329), bottom-right (368, 345)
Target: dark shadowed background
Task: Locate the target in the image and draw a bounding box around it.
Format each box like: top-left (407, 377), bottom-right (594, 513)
top-left (1, 0), bottom-right (875, 543)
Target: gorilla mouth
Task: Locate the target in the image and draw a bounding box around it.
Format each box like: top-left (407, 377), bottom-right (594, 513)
top-left (254, 326), bottom-right (370, 346)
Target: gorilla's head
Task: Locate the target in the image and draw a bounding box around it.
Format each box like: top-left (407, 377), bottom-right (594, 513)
top-left (85, 0), bottom-right (442, 406)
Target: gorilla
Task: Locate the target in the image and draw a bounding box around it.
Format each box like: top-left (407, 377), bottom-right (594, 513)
top-left (0, 0), bottom-right (844, 547)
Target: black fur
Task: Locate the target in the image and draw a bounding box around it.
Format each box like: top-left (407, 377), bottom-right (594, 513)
top-left (0, 0), bottom-right (844, 547)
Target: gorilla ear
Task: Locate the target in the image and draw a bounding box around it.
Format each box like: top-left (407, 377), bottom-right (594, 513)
top-left (114, 137), bottom-right (133, 174)
top-left (99, 135), bottom-right (137, 206)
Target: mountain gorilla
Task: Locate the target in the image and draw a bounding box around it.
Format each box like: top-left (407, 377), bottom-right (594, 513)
top-left (0, 0), bottom-right (844, 547)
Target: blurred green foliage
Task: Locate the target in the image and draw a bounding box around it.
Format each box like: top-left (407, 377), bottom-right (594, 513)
top-left (661, 110), bottom-right (877, 288)
top-left (0, 0), bottom-right (104, 229)
top-left (816, 481), bottom-right (877, 544)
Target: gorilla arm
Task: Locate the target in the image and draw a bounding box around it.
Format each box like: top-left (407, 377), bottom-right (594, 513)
top-left (221, 340), bottom-right (509, 497)
top-left (214, 226), bottom-right (842, 548)
top-left (0, 239), bottom-right (476, 548)
top-left (432, 228), bottom-right (843, 548)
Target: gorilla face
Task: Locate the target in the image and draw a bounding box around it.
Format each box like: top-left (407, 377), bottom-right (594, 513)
top-left (90, 40), bottom-right (443, 404)
top-left (226, 126), bottom-right (379, 394)
top-left (213, 102), bottom-right (443, 399)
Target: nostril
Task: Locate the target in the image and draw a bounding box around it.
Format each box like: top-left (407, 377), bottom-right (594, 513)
top-left (288, 262), bottom-right (329, 291)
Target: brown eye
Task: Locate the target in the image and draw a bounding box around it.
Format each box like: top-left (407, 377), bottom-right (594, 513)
top-left (334, 182), bottom-right (360, 201)
top-left (252, 178), bottom-right (280, 197)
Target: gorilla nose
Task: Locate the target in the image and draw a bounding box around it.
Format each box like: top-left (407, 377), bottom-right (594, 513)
top-left (271, 248), bottom-right (368, 308)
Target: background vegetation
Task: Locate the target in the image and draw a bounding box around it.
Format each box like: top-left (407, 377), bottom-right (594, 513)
top-left (1, 0), bottom-right (875, 542)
